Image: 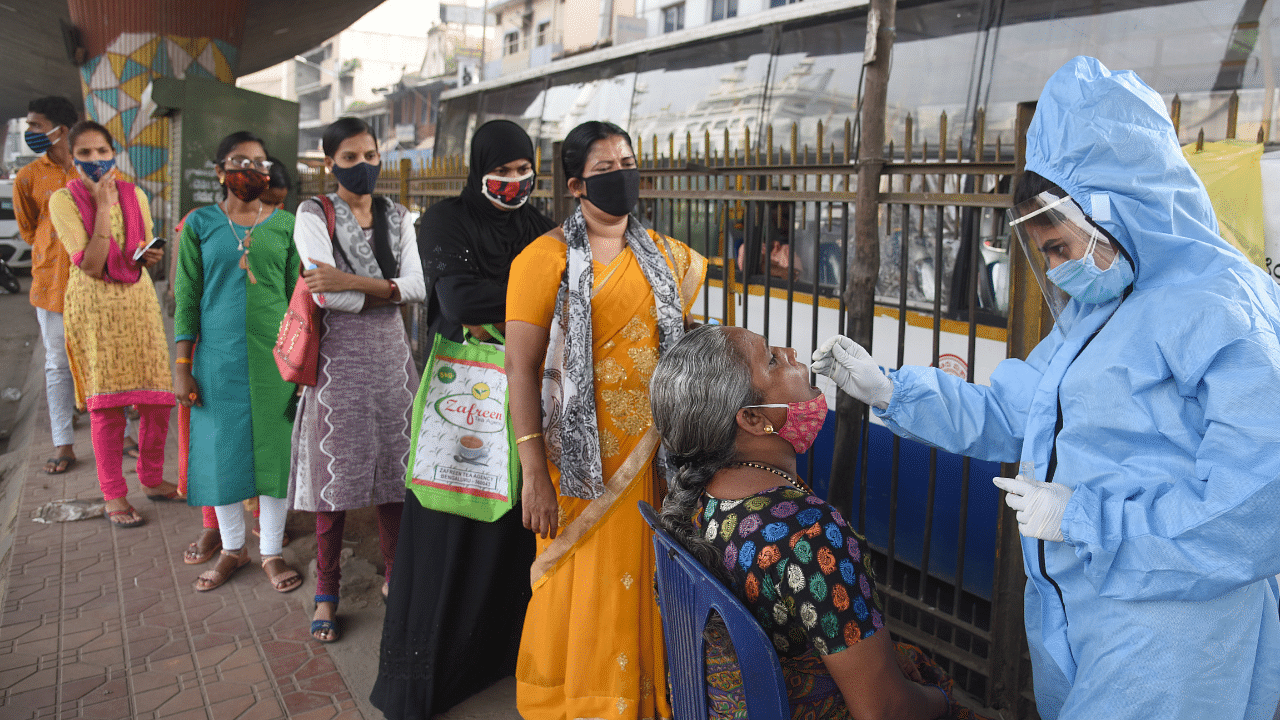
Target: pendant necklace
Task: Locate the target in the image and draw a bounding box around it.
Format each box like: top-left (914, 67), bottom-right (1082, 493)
top-left (222, 199), bottom-right (264, 284)
top-left (732, 461), bottom-right (813, 494)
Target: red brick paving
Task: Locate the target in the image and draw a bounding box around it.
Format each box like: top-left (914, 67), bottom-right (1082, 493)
top-left (0, 416), bottom-right (365, 719)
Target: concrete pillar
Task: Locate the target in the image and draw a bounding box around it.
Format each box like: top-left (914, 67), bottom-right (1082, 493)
top-left (65, 0), bottom-right (249, 205)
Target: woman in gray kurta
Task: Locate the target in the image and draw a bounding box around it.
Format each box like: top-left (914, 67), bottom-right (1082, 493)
top-left (290, 117), bottom-right (425, 643)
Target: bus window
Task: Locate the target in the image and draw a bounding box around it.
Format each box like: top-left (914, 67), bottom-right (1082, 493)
top-left (535, 57), bottom-right (638, 157)
top-left (771, 14), bottom-right (867, 151)
top-left (632, 31), bottom-right (772, 158)
top-left (480, 79), bottom-right (548, 142)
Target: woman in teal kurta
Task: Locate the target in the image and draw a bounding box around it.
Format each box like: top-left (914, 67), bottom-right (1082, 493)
top-left (173, 131), bottom-right (302, 594)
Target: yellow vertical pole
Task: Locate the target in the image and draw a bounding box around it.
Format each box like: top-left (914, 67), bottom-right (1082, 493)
top-left (399, 158), bottom-right (411, 207)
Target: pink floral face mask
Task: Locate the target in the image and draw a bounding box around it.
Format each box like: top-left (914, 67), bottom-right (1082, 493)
top-left (744, 393), bottom-right (828, 453)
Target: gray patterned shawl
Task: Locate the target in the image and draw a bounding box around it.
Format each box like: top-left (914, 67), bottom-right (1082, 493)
top-left (326, 193), bottom-right (402, 278)
top-left (541, 207), bottom-right (684, 499)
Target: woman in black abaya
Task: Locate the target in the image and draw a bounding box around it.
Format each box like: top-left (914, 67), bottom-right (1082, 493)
top-left (371, 120), bottom-right (556, 719)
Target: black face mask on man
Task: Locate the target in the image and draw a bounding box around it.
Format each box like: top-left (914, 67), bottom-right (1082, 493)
top-left (581, 168), bottom-right (640, 218)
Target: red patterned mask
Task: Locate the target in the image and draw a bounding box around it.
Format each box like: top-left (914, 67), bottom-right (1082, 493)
top-left (224, 168), bottom-right (269, 202)
top-left (481, 171), bottom-right (535, 209)
top-left (745, 394), bottom-right (828, 453)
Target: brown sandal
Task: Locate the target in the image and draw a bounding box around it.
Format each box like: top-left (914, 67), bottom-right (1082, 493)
top-left (183, 528), bottom-right (222, 565)
top-left (261, 555), bottom-right (302, 593)
top-left (193, 548), bottom-right (249, 592)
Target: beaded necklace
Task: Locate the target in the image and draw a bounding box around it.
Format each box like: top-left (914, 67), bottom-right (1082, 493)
top-left (221, 199), bottom-right (264, 284)
top-left (731, 461), bottom-right (813, 494)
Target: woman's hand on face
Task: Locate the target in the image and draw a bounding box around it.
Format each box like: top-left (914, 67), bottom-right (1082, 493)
top-left (522, 468), bottom-right (559, 540)
top-left (85, 168), bottom-right (118, 207)
top-left (301, 259), bottom-right (349, 293)
top-left (138, 248), bottom-right (163, 268)
top-left (175, 373), bottom-right (201, 408)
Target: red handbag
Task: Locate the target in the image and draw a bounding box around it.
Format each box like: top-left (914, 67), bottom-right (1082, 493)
top-left (274, 196), bottom-right (337, 386)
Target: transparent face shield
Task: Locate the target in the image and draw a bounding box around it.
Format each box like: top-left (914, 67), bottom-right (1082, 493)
top-left (1006, 191), bottom-right (1120, 321)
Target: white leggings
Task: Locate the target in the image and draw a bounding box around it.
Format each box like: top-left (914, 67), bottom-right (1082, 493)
top-left (214, 495), bottom-right (288, 556)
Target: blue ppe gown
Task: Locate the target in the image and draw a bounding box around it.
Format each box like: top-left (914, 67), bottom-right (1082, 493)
top-left (874, 56), bottom-right (1280, 720)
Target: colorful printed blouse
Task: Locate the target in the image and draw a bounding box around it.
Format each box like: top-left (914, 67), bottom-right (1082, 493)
top-left (694, 486), bottom-right (885, 657)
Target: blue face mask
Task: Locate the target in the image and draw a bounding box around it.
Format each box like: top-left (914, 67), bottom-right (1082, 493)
top-left (74, 158), bottom-right (116, 183)
top-left (1045, 230), bottom-right (1134, 304)
top-left (24, 126), bottom-right (62, 155)
top-left (331, 161), bottom-right (381, 196)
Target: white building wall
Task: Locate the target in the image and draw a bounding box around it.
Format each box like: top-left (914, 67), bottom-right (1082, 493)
top-left (237, 61), bottom-right (296, 101)
top-left (337, 30), bottom-right (430, 106)
top-left (236, 30), bottom-right (427, 111)
top-left (636, 0), bottom-right (771, 35)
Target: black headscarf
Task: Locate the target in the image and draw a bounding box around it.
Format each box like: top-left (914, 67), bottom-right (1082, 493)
top-left (419, 120), bottom-right (556, 338)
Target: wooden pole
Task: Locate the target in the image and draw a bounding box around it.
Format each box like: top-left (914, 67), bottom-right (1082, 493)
top-left (552, 141), bottom-right (569, 223)
top-left (829, 0), bottom-right (896, 517)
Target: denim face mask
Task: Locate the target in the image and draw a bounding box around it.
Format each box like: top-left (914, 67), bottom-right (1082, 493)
top-left (74, 158), bottom-right (115, 183)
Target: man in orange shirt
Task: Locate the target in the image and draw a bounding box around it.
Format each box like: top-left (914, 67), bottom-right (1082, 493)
top-left (15, 96), bottom-right (79, 474)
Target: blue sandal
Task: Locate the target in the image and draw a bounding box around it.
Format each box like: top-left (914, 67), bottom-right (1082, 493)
top-left (311, 595), bottom-right (339, 643)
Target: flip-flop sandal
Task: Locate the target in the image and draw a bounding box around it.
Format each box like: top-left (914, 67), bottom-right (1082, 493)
top-left (106, 505), bottom-right (145, 528)
top-left (44, 456), bottom-right (75, 475)
top-left (144, 487), bottom-right (184, 502)
top-left (183, 529), bottom-right (221, 565)
top-left (193, 549), bottom-right (250, 592)
top-left (261, 555), bottom-right (303, 593)
top-left (311, 596), bottom-right (340, 643)
top-left (252, 527), bottom-right (291, 547)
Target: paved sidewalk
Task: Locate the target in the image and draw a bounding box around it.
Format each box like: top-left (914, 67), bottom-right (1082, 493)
top-left (0, 287), bottom-right (524, 720)
top-left (0, 407), bottom-right (366, 719)
top-left (0, 285), bottom-right (371, 719)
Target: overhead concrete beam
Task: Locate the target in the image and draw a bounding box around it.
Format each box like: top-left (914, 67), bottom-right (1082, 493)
top-left (0, 0), bottom-right (386, 123)
top-left (0, 1), bottom-right (84, 123)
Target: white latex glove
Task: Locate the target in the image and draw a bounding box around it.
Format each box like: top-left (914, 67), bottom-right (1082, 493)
top-left (993, 475), bottom-right (1073, 543)
top-left (811, 335), bottom-right (894, 409)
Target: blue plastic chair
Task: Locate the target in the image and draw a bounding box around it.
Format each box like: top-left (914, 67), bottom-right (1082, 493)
top-left (638, 501), bottom-right (790, 720)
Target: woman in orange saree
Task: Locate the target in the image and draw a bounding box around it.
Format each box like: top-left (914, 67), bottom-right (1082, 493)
top-left (505, 120), bottom-right (705, 720)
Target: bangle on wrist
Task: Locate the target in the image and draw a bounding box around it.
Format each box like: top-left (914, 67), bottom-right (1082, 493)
top-left (387, 279), bottom-right (399, 301)
top-left (515, 432), bottom-right (543, 445)
top-left (175, 357), bottom-right (192, 365)
top-left (928, 684), bottom-right (949, 709)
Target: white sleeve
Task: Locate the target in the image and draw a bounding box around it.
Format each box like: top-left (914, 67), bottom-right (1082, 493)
top-left (294, 208), bottom-right (365, 313)
top-left (392, 209), bottom-right (425, 304)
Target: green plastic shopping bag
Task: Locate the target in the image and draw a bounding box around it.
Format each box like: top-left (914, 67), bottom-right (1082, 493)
top-left (405, 325), bottom-right (519, 522)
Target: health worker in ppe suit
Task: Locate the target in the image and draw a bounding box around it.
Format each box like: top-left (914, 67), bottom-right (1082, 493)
top-left (812, 56), bottom-right (1280, 720)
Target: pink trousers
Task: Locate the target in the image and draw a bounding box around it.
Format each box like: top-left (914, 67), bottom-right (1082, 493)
top-left (89, 404), bottom-right (171, 501)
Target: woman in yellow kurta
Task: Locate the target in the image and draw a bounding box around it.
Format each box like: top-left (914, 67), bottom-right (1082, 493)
top-left (48, 121), bottom-right (176, 528)
top-left (506, 121), bottom-right (705, 720)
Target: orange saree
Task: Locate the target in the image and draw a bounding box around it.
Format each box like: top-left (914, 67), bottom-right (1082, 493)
top-left (508, 230), bottom-right (705, 720)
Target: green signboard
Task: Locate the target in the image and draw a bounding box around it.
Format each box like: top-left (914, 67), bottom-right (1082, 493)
top-left (150, 76), bottom-right (300, 222)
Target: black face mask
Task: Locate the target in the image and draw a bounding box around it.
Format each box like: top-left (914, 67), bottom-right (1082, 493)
top-left (331, 161), bottom-right (381, 196)
top-left (582, 168), bottom-right (640, 218)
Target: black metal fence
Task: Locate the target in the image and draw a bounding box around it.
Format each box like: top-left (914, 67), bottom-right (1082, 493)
top-left (294, 82), bottom-right (1263, 720)
top-left (301, 109), bottom-right (1035, 715)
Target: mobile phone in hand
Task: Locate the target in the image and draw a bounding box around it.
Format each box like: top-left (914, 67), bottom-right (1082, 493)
top-left (133, 237), bottom-right (167, 261)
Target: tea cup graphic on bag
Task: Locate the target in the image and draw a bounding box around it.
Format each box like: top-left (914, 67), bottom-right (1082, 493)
top-left (456, 434), bottom-right (489, 461)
